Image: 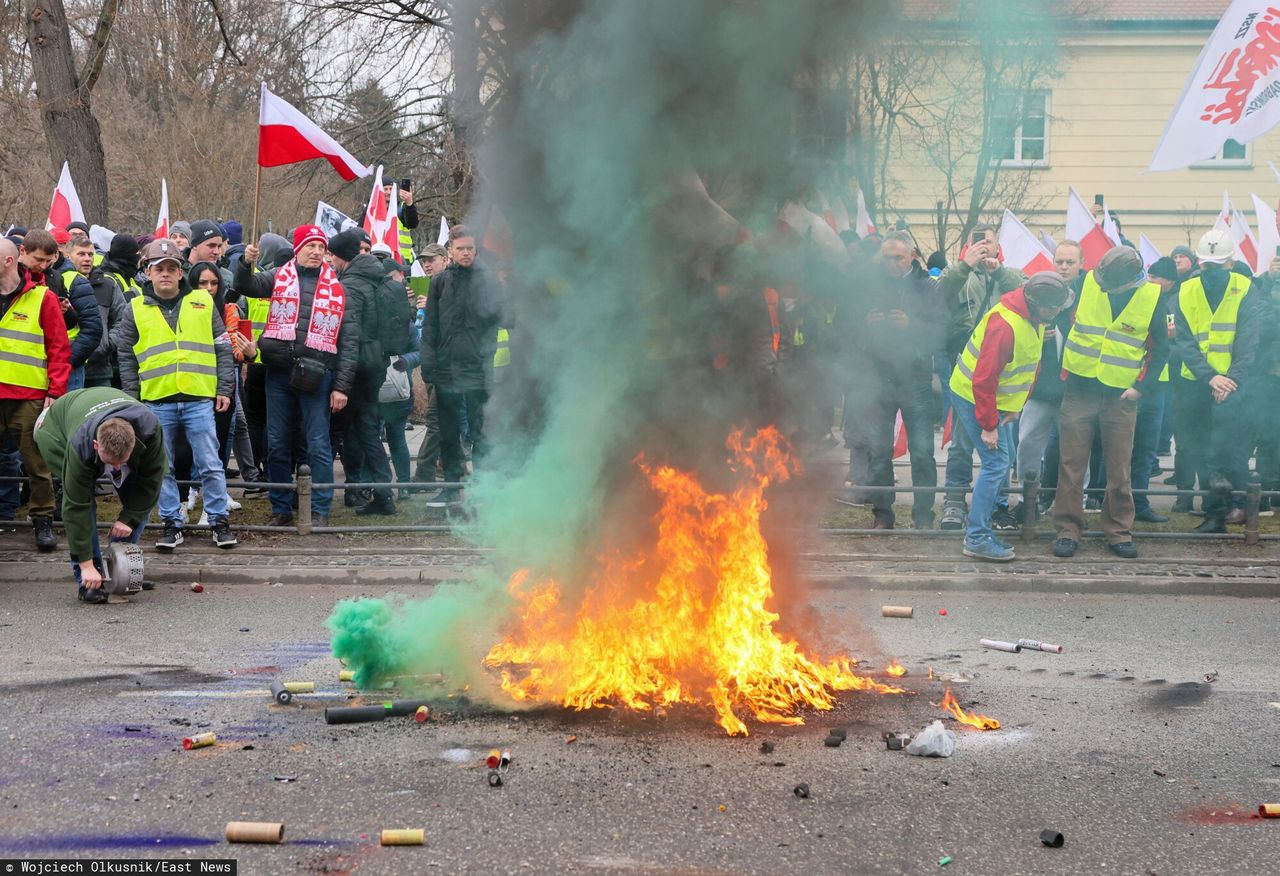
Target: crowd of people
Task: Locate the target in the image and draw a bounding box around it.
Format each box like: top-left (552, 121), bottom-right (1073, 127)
top-left (1, 182), bottom-right (1274, 599)
top-left (0, 178), bottom-right (506, 602)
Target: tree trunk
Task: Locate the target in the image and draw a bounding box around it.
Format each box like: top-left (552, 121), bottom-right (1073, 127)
top-left (448, 4), bottom-right (483, 215)
top-left (24, 0), bottom-right (110, 224)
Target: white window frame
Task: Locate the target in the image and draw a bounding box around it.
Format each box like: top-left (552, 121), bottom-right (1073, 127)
top-left (1190, 138), bottom-right (1254, 168)
top-left (995, 90), bottom-right (1050, 169)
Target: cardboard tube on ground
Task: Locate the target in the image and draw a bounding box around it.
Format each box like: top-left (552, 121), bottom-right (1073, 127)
top-left (324, 705), bottom-right (388, 725)
top-left (225, 821), bottom-right (284, 843)
top-left (1017, 639), bottom-right (1064, 654)
top-left (282, 681), bottom-right (315, 693)
top-left (881, 605), bottom-right (913, 618)
top-left (385, 700), bottom-right (433, 717)
top-left (182, 732), bottom-right (216, 750)
top-left (338, 670), bottom-right (355, 682)
top-left (980, 639), bottom-right (1022, 653)
top-left (269, 680), bottom-right (292, 704)
top-left (380, 828), bottom-right (425, 845)
top-left (1260, 803), bottom-right (1280, 818)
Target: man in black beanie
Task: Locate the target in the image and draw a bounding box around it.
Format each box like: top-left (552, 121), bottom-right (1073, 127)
top-left (103, 234), bottom-right (142, 300)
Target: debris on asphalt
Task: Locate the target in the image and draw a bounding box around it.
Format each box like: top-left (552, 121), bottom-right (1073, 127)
top-left (189, 582), bottom-right (203, 593)
top-left (759, 741), bottom-right (774, 754)
top-left (823, 734), bottom-right (842, 748)
top-left (938, 609), bottom-right (948, 616)
top-left (883, 732), bottom-right (911, 751)
top-left (938, 855), bottom-right (953, 866)
top-left (939, 671), bottom-right (973, 684)
top-left (1153, 768), bottom-right (1167, 777)
top-left (1204, 670), bottom-right (1219, 684)
top-left (1017, 639), bottom-right (1064, 654)
top-left (565, 735), bottom-right (577, 744)
top-left (272, 775), bottom-right (297, 782)
top-left (793, 783), bottom-right (810, 798)
top-left (338, 670), bottom-right (355, 682)
top-left (885, 658), bottom-right (908, 677)
top-left (486, 749), bottom-right (503, 768)
top-left (225, 821), bottom-right (284, 844)
top-left (718, 805), bottom-right (727, 812)
top-left (323, 705), bottom-right (387, 725)
top-left (440, 748), bottom-right (472, 763)
top-left (905, 721), bottom-right (956, 758)
top-left (828, 728), bottom-right (847, 740)
top-left (269, 681), bottom-right (292, 705)
top-left (980, 639), bottom-right (1021, 653)
top-left (380, 828), bottom-right (425, 845)
top-left (182, 733), bottom-right (216, 750)
top-left (282, 681), bottom-right (315, 694)
top-left (882, 605), bottom-right (913, 618)
top-left (1260, 804), bottom-right (1280, 818)
top-left (238, 628), bottom-right (250, 632)
top-left (414, 706), bottom-right (430, 723)
top-left (487, 770), bottom-right (503, 787)
top-left (1039, 829), bottom-right (1065, 847)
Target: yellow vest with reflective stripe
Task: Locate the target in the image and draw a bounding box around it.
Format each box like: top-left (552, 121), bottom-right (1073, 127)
top-left (949, 301), bottom-right (1043, 412)
top-left (0, 285), bottom-right (50, 390)
top-left (111, 270), bottom-right (140, 301)
top-left (131, 290), bottom-right (218, 401)
top-left (60, 269), bottom-right (81, 341)
top-left (1177, 273), bottom-right (1248, 380)
top-left (1062, 274), bottom-right (1159, 389)
top-left (398, 226), bottom-right (415, 265)
top-left (494, 328), bottom-right (510, 368)
top-left (246, 297), bottom-right (270, 365)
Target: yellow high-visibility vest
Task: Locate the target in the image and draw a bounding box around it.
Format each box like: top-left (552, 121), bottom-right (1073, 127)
top-left (399, 226), bottom-right (415, 266)
top-left (246, 297), bottom-right (270, 365)
top-left (0, 285), bottom-right (51, 390)
top-left (493, 328), bottom-right (510, 368)
top-left (60, 269), bottom-right (82, 341)
top-left (110, 270), bottom-right (141, 301)
top-left (131, 290), bottom-right (218, 401)
top-left (1062, 273), bottom-right (1159, 389)
top-left (1178, 272), bottom-right (1249, 379)
top-left (949, 301), bottom-right (1044, 412)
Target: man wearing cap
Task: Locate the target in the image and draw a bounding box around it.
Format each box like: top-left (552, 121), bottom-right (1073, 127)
top-left (1052, 246), bottom-right (1171, 559)
top-left (185, 221), bottom-right (225, 273)
top-left (236, 225), bottom-right (357, 528)
top-left (115, 238), bottom-right (238, 551)
top-left (0, 237), bottom-right (70, 551)
top-left (1128, 256), bottom-right (1181, 524)
top-left (1170, 229), bottom-right (1268, 533)
top-left (948, 272), bottom-right (1071, 561)
top-left (35, 387), bottom-right (166, 604)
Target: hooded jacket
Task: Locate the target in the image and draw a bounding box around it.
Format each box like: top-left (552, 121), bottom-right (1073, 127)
top-left (0, 265), bottom-right (71, 400)
top-left (232, 256), bottom-right (358, 394)
top-left (33, 387), bottom-right (166, 563)
top-left (336, 253), bottom-right (392, 386)
top-left (421, 262), bottom-right (507, 393)
top-left (939, 258), bottom-right (1027, 362)
top-left (44, 254), bottom-right (104, 369)
top-left (113, 278), bottom-right (235, 402)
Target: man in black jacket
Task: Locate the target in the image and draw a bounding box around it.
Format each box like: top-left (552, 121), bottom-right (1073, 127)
top-left (236, 225), bottom-right (358, 527)
top-left (65, 236), bottom-right (127, 389)
top-left (327, 228), bottom-right (396, 516)
top-left (25, 229), bottom-right (102, 392)
top-left (421, 226), bottom-right (506, 504)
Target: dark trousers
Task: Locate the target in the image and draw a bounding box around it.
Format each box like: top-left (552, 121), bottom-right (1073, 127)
top-left (1172, 377), bottom-right (1203, 504)
top-left (0, 399), bottom-right (53, 517)
top-left (1053, 385), bottom-right (1139, 544)
top-left (1255, 375), bottom-right (1280, 493)
top-left (345, 378), bottom-right (393, 502)
top-left (1176, 379), bottom-right (1251, 519)
top-left (1131, 381), bottom-right (1168, 513)
top-left (859, 377), bottom-right (937, 525)
top-left (413, 382), bottom-right (443, 482)
top-left (0, 433), bottom-right (20, 518)
top-left (381, 398), bottom-right (413, 483)
top-left (437, 387), bottom-right (488, 483)
top-left (244, 364), bottom-right (268, 477)
top-left (264, 368), bottom-right (334, 517)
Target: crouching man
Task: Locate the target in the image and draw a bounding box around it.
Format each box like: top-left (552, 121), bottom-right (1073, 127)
top-left (34, 387), bottom-right (166, 603)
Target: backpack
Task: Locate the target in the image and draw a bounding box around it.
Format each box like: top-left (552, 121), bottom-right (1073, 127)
top-left (373, 273), bottom-right (414, 357)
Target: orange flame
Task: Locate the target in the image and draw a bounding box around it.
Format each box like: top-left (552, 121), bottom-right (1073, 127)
top-left (885, 658), bottom-right (907, 677)
top-left (483, 427), bottom-right (905, 735)
top-left (937, 688), bottom-right (1000, 730)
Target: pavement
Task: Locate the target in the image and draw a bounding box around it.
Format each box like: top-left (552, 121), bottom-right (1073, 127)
top-left (0, 573), bottom-right (1277, 874)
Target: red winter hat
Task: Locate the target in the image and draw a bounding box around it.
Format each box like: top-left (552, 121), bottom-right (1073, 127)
top-left (51, 227), bottom-right (72, 246)
top-left (292, 224), bottom-right (327, 253)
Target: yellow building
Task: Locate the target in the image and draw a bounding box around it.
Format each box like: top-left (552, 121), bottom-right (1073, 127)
top-left (889, 1), bottom-right (1277, 256)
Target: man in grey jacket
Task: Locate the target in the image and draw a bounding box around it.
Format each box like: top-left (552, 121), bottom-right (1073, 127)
top-left (114, 239), bottom-right (237, 551)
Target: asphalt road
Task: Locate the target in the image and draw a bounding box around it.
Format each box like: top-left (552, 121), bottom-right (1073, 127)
top-left (0, 575), bottom-right (1276, 875)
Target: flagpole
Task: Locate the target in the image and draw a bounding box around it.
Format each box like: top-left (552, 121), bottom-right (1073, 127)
top-left (252, 163), bottom-right (262, 246)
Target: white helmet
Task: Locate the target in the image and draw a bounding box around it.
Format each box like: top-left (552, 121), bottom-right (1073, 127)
top-left (1195, 229), bottom-right (1235, 264)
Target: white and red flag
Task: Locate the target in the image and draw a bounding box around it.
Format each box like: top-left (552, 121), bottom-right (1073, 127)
top-left (46, 161), bottom-right (85, 230)
top-left (1214, 190), bottom-right (1234, 231)
top-left (1040, 230), bottom-right (1058, 253)
top-left (855, 189), bottom-right (876, 238)
top-left (1065, 187), bottom-right (1115, 270)
top-left (362, 166), bottom-right (402, 261)
top-left (1230, 206), bottom-right (1260, 272)
top-left (998, 209), bottom-right (1054, 275)
top-left (437, 216), bottom-right (449, 247)
top-left (258, 83), bottom-right (371, 181)
top-left (1150, 2), bottom-right (1280, 172)
top-left (1138, 234), bottom-right (1163, 269)
top-left (154, 179), bottom-right (170, 240)
top-left (1250, 192), bottom-right (1280, 271)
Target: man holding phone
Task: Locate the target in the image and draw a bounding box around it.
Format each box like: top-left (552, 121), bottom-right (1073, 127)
top-left (939, 224), bottom-right (1027, 531)
top-left (382, 174), bottom-right (419, 264)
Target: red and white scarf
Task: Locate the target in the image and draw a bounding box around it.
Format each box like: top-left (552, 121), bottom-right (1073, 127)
top-left (263, 259), bottom-right (346, 355)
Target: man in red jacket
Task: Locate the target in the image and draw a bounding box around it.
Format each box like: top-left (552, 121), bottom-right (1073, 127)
top-left (0, 238), bottom-right (71, 550)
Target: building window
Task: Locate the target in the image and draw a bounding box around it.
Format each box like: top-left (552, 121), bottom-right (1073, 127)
top-left (994, 91), bottom-right (1049, 168)
top-left (1191, 138), bottom-right (1253, 168)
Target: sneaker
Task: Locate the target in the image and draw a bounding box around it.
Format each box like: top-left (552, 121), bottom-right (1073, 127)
top-left (1134, 508), bottom-right (1169, 524)
top-left (197, 510), bottom-right (209, 528)
top-left (1052, 537), bottom-right (1078, 558)
top-left (211, 519), bottom-right (237, 549)
top-left (185, 488), bottom-right (200, 513)
top-left (940, 504), bottom-right (966, 531)
top-left (227, 498), bottom-right (242, 512)
top-left (344, 488), bottom-right (372, 508)
top-left (32, 515), bottom-right (56, 551)
top-left (425, 488), bottom-right (462, 508)
top-left (78, 585), bottom-right (108, 605)
top-left (991, 534), bottom-right (1012, 550)
top-left (242, 484), bottom-right (268, 497)
top-left (155, 523), bottom-right (184, 553)
top-left (991, 507), bottom-right (1019, 532)
top-left (962, 536), bottom-right (1014, 562)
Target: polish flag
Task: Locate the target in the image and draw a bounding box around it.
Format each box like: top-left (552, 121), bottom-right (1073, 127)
top-left (855, 189), bottom-right (876, 238)
top-left (1250, 192), bottom-right (1280, 273)
top-left (892, 410), bottom-right (908, 459)
top-left (1040, 230), bottom-right (1057, 252)
top-left (999, 209), bottom-right (1054, 275)
top-left (46, 161), bottom-right (85, 231)
top-left (1101, 199), bottom-right (1122, 247)
top-left (154, 179), bottom-right (170, 240)
top-left (1230, 206), bottom-right (1259, 273)
top-left (437, 215), bottom-right (449, 247)
top-left (810, 191), bottom-right (838, 232)
top-left (258, 83), bottom-right (371, 181)
top-left (1138, 234), bottom-right (1162, 269)
top-left (1213, 190), bottom-right (1233, 232)
top-left (830, 194), bottom-right (851, 234)
top-left (362, 165), bottom-right (401, 260)
top-left (1065, 187), bottom-right (1114, 269)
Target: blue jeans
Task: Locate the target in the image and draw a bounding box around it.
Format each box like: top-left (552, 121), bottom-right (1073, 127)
top-left (149, 400), bottom-right (229, 525)
top-left (71, 497), bottom-right (146, 588)
top-left (381, 398), bottom-right (413, 483)
top-left (66, 367), bottom-right (85, 392)
top-left (265, 367), bottom-right (334, 517)
top-left (1131, 381), bottom-right (1168, 513)
top-left (952, 395), bottom-right (1014, 545)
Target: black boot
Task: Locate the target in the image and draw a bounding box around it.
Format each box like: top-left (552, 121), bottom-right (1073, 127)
top-left (32, 516), bottom-right (56, 551)
top-left (356, 495), bottom-right (397, 516)
top-left (1193, 515), bottom-right (1227, 533)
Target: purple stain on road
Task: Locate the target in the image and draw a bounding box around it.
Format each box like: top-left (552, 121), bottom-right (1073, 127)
top-left (0, 834), bottom-right (220, 852)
